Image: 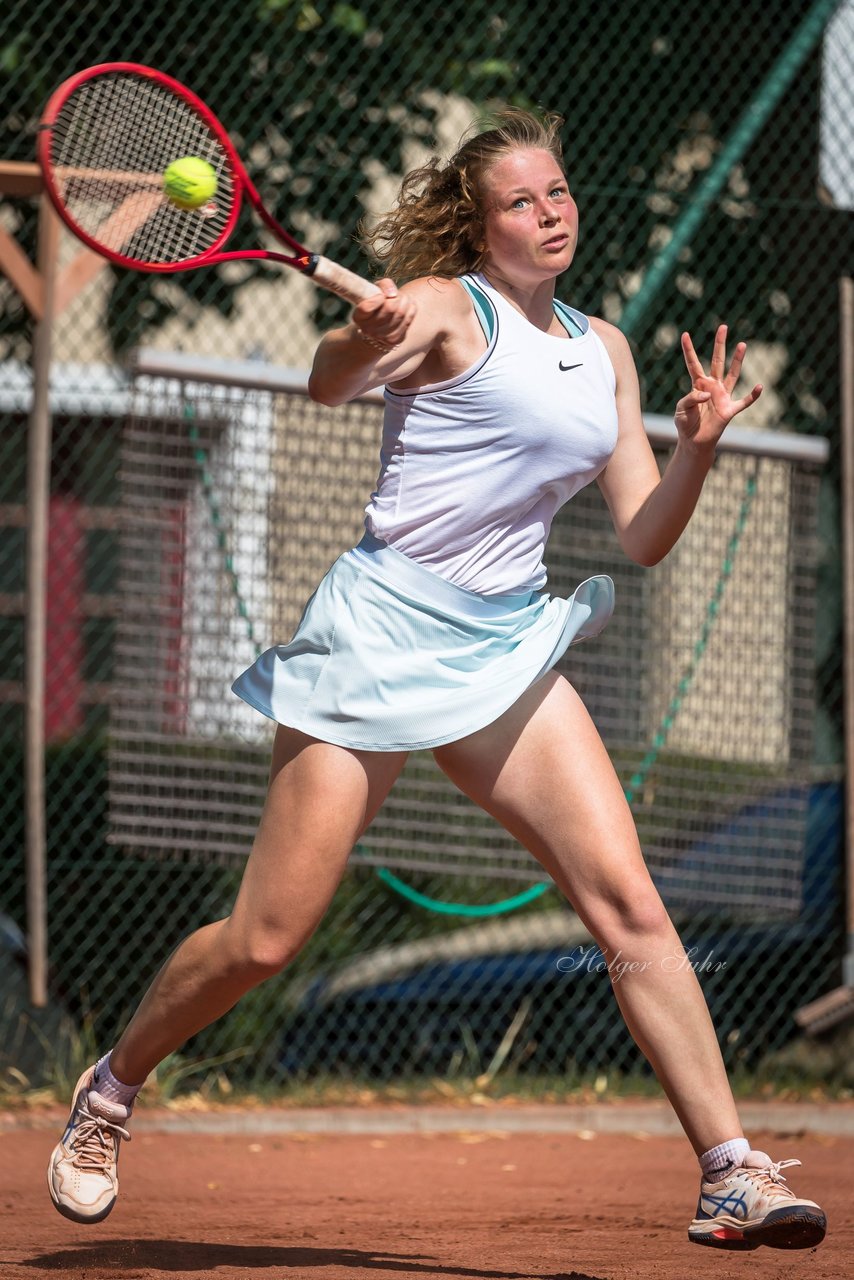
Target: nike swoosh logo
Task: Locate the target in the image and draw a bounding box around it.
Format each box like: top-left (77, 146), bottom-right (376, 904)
top-left (559, 361), bottom-right (583, 371)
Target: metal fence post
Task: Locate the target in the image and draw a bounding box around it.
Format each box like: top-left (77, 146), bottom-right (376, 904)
top-left (24, 195), bottom-right (59, 1007)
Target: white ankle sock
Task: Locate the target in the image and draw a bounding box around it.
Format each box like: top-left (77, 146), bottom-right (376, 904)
top-left (92, 1052), bottom-right (144, 1107)
top-left (700, 1137), bottom-right (750, 1181)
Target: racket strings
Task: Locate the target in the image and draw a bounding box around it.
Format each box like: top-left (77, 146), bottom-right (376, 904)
top-left (50, 72), bottom-right (235, 265)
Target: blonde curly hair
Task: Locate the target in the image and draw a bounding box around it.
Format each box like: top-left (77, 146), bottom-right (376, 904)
top-left (360, 108), bottom-right (565, 282)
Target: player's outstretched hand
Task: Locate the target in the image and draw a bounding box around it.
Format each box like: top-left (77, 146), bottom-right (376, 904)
top-left (352, 278), bottom-right (417, 350)
top-left (675, 325), bottom-right (763, 451)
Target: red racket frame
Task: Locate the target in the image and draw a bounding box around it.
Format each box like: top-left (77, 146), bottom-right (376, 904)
top-left (38, 62), bottom-right (378, 302)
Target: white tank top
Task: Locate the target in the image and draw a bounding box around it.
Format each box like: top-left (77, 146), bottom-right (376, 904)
top-left (364, 271), bottom-right (619, 595)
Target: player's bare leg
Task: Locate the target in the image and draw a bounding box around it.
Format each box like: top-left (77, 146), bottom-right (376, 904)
top-left (434, 671), bottom-right (740, 1152)
top-left (434, 672), bottom-right (825, 1249)
top-left (48, 727), bottom-right (407, 1222)
top-left (111, 728), bottom-right (406, 1081)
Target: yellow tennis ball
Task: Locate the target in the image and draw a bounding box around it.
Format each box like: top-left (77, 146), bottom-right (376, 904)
top-left (163, 156), bottom-right (218, 210)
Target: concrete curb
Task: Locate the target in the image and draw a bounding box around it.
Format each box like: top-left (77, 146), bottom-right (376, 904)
top-left (4, 1101), bottom-right (854, 1137)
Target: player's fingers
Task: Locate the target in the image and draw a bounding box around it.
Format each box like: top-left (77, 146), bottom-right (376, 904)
top-left (710, 323), bottom-right (727, 379)
top-left (353, 278), bottom-right (399, 319)
top-left (724, 341), bottom-right (746, 392)
top-left (681, 331), bottom-right (705, 381)
top-left (374, 278), bottom-right (412, 333)
top-left (676, 389), bottom-right (712, 414)
top-left (386, 294), bottom-right (417, 336)
top-left (353, 292), bottom-right (416, 351)
top-left (732, 383), bottom-right (763, 413)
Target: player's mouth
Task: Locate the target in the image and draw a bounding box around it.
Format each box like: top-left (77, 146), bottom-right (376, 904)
top-left (542, 234), bottom-right (570, 251)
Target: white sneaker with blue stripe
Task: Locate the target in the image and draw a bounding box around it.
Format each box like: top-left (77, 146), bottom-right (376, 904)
top-left (689, 1149), bottom-right (826, 1250)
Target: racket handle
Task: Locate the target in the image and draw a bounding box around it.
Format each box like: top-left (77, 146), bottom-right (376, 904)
top-left (307, 255), bottom-right (381, 303)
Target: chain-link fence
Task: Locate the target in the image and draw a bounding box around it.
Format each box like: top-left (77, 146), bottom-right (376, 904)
top-left (1, 0), bottom-right (852, 1096)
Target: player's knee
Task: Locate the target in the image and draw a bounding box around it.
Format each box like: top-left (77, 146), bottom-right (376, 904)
top-left (591, 886), bottom-right (671, 950)
top-left (223, 923), bottom-right (300, 983)
top-left (623, 890), bottom-right (671, 939)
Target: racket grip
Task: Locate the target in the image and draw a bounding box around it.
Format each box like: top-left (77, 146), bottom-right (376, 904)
top-left (307, 255), bottom-right (381, 304)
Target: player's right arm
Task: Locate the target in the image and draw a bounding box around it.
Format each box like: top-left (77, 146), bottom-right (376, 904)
top-left (307, 276), bottom-right (459, 405)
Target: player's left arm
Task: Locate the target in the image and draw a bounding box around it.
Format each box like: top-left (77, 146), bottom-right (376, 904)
top-left (592, 317), bottom-right (762, 567)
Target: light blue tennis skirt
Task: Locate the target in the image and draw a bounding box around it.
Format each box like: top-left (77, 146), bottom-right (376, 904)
top-left (231, 533), bottom-right (614, 752)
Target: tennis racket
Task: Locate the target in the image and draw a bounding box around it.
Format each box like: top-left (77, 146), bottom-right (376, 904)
top-left (38, 61), bottom-right (379, 305)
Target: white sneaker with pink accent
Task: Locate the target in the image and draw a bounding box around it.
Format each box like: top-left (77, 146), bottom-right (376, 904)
top-left (689, 1149), bottom-right (826, 1250)
top-left (47, 1065), bottom-right (132, 1223)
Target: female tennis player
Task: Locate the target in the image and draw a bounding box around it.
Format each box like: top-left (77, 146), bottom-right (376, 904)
top-left (48, 109), bottom-right (826, 1251)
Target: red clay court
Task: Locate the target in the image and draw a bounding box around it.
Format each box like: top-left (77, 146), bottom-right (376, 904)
top-left (2, 1107), bottom-right (851, 1280)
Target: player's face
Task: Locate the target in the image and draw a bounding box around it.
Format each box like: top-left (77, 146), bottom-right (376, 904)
top-left (480, 148), bottom-right (578, 285)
